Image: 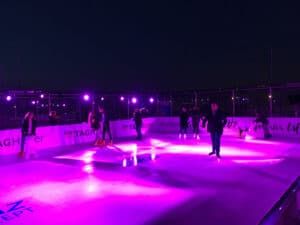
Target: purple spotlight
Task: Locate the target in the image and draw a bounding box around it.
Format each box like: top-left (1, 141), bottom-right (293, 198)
top-left (149, 97), bottom-right (154, 103)
top-left (40, 94), bottom-right (44, 99)
top-left (31, 100), bottom-right (36, 105)
top-left (101, 97), bottom-right (104, 101)
top-left (83, 94), bottom-right (90, 101)
top-left (131, 97), bottom-right (137, 104)
top-left (62, 103), bottom-right (66, 107)
top-left (120, 96), bottom-right (125, 101)
top-left (6, 95), bottom-right (12, 102)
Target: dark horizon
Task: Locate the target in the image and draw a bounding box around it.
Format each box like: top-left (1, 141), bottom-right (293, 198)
top-left (1, 1), bottom-right (300, 92)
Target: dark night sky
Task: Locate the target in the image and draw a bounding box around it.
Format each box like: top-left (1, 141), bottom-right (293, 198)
top-left (0, 1), bottom-right (300, 91)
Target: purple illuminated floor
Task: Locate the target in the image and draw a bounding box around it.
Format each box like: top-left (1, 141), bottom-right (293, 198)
top-left (1, 134), bottom-right (299, 225)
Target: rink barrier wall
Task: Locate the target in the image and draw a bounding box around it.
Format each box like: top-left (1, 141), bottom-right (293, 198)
top-left (0, 117), bottom-right (299, 155)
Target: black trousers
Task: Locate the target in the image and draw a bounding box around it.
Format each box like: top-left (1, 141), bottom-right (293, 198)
top-left (102, 125), bottom-right (112, 141)
top-left (135, 124), bottom-right (142, 139)
top-left (180, 124), bottom-right (188, 135)
top-left (192, 121), bottom-right (200, 134)
top-left (210, 131), bottom-right (222, 156)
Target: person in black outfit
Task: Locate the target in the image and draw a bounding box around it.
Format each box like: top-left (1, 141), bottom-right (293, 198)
top-left (203, 102), bottom-right (227, 158)
top-left (179, 107), bottom-right (189, 139)
top-left (133, 108), bottom-right (143, 140)
top-left (254, 113), bottom-right (272, 139)
top-left (88, 107), bottom-right (101, 145)
top-left (99, 107), bottom-right (113, 145)
top-left (20, 112), bottom-right (37, 157)
top-left (191, 106), bottom-right (201, 139)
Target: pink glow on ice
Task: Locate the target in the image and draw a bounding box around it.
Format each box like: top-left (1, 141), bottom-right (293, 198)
top-left (162, 144), bottom-right (265, 157)
top-left (55, 150), bottom-right (96, 163)
top-left (150, 139), bottom-right (170, 147)
top-left (122, 158), bottom-right (127, 167)
top-left (83, 164), bottom-right (94, 174)
top-left (114, 144), bottom-right (138, 153)
top-left (3, 177), bottom-right (173, 205)
top-left (233, 158), bottom-right (283, 164)
top-left (151, 148), bottom-right (156, 161)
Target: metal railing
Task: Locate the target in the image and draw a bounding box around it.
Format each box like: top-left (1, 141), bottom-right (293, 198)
top-left (0, 85), bottom-right (300, 129)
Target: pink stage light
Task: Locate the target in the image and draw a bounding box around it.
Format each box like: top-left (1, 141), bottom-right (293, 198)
top-left (83, 164), bottom-right (94, 174)
top-left (6, 95), bottom-right (12, 101)
top-left (101, 97), bottom-right (104, 101)
top-left (131, 97), bottom-right (137, 104)
top-left (122, 158), bottom-right (127, 167)
top-left (62, 103), bottom-right (66, 107)
top-left (120, 96), bottom-right (125, 101)
top-left (31, 100), bottom-right (36, 105)
top-left (83, 94), bottom-right (90, 101)
top-left (40, 94), bottom-right (44, 99)
top-left (149, 97), bottom-right (154, 103)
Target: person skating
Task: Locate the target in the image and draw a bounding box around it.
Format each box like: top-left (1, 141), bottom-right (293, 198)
top-left (133, 108), bottom-right (143, 140)
top-left (191, 106), bottom-right (201, 139)
top-left (203, 102), bottom-right (227, 158)
top-left (88, 106), bottom-right (101, 145)
top-left (254, 113), bottom-right (272, 139)
top-left (179, 107), bottom-right (189, 139)
top-left (19, 112), bottom-right (37, 158)
top-left (99, 107), bottom-right (113, 145)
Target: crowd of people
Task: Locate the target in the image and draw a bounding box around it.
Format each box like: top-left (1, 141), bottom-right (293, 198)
top-left (19, 102), bottom-right (271, 160)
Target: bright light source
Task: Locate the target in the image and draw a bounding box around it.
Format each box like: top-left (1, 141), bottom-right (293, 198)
top-left (6, 95), bottom-right (12, 102)
top-left (40, 94), bottom-right (44, 99)
top-left (131, 97), bottom-right (137, 104)
top-left (120, 96), bottom-right (125, 101)
top-left (268, 95), bottom-right (272, 99)
top-left (31, 100), bottom-right (36, 105)
top-left (149, 97), bottom-right (154, 103)
top-left (83, 94), bottom-right (90, 101)
top-left (101, 97), bottom-right (104, 101)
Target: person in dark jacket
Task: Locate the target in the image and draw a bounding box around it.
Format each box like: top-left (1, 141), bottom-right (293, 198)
top-left (20, 112), bottom-right (37, 157)
top-left (133, 108), bottom-right (143, 140)
top-left (99, 107), bottom-right (112, 145)
top-left (179, 107), bottom-right (189, 139)
top-left (88, 106), bottom-right (101, 145)
top-left (191, 106), bottom-right (201, 139)
top-left (203, 102), bottom-right (227, 158)
top-left (254, 113), bottom-right (272, 139)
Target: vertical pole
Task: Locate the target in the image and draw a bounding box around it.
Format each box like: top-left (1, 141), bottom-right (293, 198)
top-left (48, 93), bottom-right (51, 114)
top-left (127, 96), bottom-right (130, 119)
top-left (232, 89), bottom-right (235, 117)
top-left (170, 94), bottom-right (173, 117)
top-left (194, 91), bottom-right (198, 107)
top-left (269, 87), bottom-right (273, 117)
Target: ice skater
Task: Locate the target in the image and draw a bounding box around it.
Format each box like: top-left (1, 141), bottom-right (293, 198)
top-left (179, 106), bottom-right (189, 139)
top-left (133, 108), bottom-right (143, 140)
top-left (203, 102), bottom-right (227, 158)
top-left (88, 106), bottom-right (101, 145)
top-left (19, 112), bottom-right (37, 158)
top-left (191, 106), bottom-right (201, 139)
top-left (99, 106), bottom-right (113, 145)
top-left (254, 113), bottom-right (272, 139)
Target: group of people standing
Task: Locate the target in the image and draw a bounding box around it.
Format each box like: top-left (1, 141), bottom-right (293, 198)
top-left (19, 102), bottom-right (228, 159)
top-left (88, 106), bottom-right (113, 146)
top-left (180, 102), bottom-right (227, 158)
